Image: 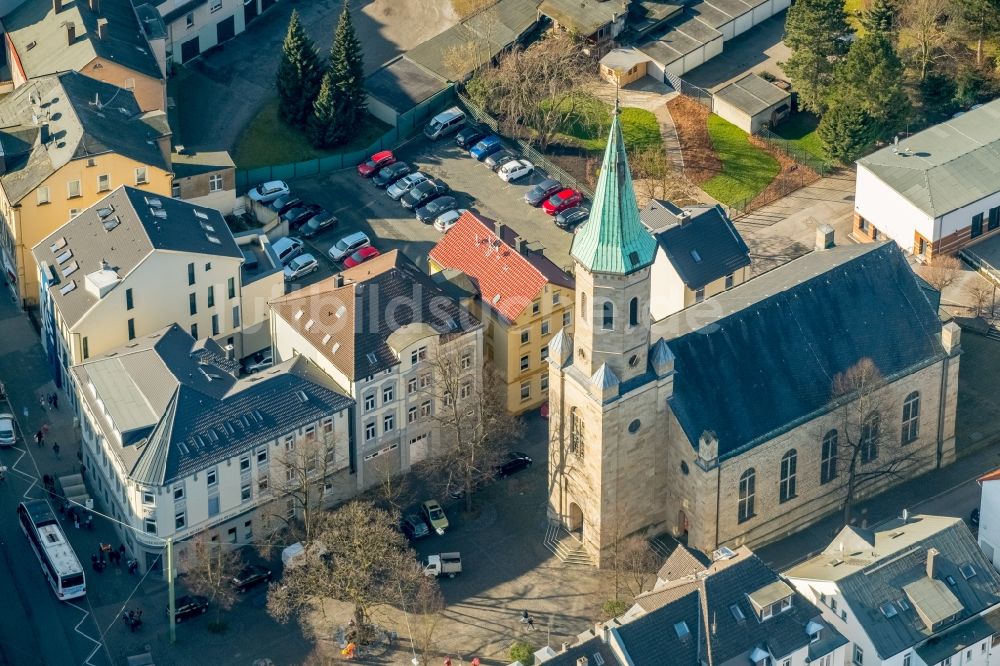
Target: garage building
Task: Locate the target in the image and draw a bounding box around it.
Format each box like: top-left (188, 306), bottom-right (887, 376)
top-left (711, 73), bottom-right (790, 133)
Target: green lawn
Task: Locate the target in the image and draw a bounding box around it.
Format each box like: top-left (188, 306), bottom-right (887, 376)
top-left (701, 114), bottom-right (781, 206)
top-left (771, 112), bottom-right (826, 163)
top-left (233, 99), bottom-right (391, 169)
top-left (844, 0), bottom-right (864, 35)
top-left (547, 94), bottom-right (662, 153)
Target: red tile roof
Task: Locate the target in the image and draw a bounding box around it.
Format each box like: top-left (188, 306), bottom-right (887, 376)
top-left (428, 211), bottom-right (574, 322)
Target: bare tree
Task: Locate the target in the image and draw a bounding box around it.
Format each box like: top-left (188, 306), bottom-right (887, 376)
top-left (426, 346), bottom-right (522, 513)
top-left (828, 358), bottom-right (927, 527)
top-left (968, 283), bottom-right (995, 318)
top-left (920, 255), bottom-right (964, 291)
top-left (409, 576), bottom-right (445, 665)
top-left (263, 428), bottom-right (349, 549)
top-left (473, 32), bottom-right (597, 149)
top-left (181, 533), bottom-right (242, 626)
top-left (369, 452), bottom-right (412, 512)
top-left (899, 0), bottom-right (951, 80)
top-left (267, 501), bottom-right (422, 642)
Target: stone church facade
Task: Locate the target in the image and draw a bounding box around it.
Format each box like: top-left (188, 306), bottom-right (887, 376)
top-left (547, 109), bottom-right (963, 566)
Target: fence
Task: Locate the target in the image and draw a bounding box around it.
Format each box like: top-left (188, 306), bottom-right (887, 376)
top-left (235, 86), bottom-right (457, 192)
top-left (456, 92), bottom-right (596, 199)
top-left (754, 126), bottom-right (831, 176)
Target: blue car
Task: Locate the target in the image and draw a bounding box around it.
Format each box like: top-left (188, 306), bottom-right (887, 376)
top-left (470, 135), bottom-right (503, 161)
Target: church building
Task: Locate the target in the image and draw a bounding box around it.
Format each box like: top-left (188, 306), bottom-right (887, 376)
top-left (546, 107), bottom-right (963, 566)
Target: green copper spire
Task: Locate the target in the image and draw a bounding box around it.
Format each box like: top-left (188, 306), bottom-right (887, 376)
top-left (570, 103), bottom-right (657, 275)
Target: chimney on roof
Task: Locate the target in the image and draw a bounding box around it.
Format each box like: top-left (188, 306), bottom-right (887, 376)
top-left (576, 658), bottom-right (589, 666)
top-left (89, 0), bottom-right (100, 12)
top-left (815, 224), bottom-right (835, 251)
top-left (334, 274), bottom-right (344, 288)
top-left (97, 18), bottom-right (109, 40)
top-left (224, 344), bottom-right (234, 361)
top-left (65, 21), bottom-right (76, 45)
top-left (927, 547), bottom-right (939, 579)
top-left (494, 222), bottom-right (506, 243)
top-left (517, 236), bottom-right (529, 256)
top-left (941, 321), bottom-right (962, 356)
top-left (53, 0), bottom-right (62, 13)
top-left (561, 642), bottom-right (569, 653)
top-left (100, 258), bottom-right (110, 271)
top-left (595, 621), bottom-right (609, 643)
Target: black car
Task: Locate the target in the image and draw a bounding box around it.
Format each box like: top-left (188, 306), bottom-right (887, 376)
top-left (496, 452), bottom-right (533, 478)
top-left (400, 513), bottom-right (430, 539)
top-left (372, 162), bottom-right (412, 188)
top-left (416, 196), bottom-right (458, 223)
top-left (524, 178), bottom-right (563, 207)
top-left (270, 195), bottom-right (302, 215)
top-left (402, 179), bottom-right (450, 210)
top-left (281, 204), bottom-right (322, 229)
top-left (484, 150), bottom-right (517, 171)
top-left (299, 210), bottom-right (338, 238)
top-left (232, 564), bottom-right (272, 593)
top-left (168, 595), bottom-right (209, 622)
top-left (555, 206), bottom-right (590, 230)
top-left (455, 126), bottom-right (486, 149)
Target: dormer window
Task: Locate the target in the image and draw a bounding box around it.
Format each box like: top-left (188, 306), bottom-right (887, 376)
top-left (806, 619), bottom-right (824, 643)
top-left (747, 580), bottom-right (795, 621)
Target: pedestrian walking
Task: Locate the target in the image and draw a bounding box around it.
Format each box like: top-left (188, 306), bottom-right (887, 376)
top-left (34, 429), bottom-right (43, 447)
top-left (46, 393), bottom-right (53, 409)
top-left (118, 543), bottom-right (126, 558)
top-left (52, 393), bottom-right (58, 410)
top-left (52, 442), bottom-right (60, 459)
top-left (527, 616), bottom-right (535, 631)
top-left (39, 395), bottom-right (47, 411)
top-left (128, 559), bottom-right (138, 574)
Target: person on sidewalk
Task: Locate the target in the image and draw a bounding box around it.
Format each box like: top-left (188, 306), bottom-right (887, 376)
top-left (39, 396), bottom-right (46, 411)
top-left (34, 430), bottom-right (43, 447)
top-left (52, 442), bottom-right (60, 459)
top-left (52, 393), bottom-right (58, 410)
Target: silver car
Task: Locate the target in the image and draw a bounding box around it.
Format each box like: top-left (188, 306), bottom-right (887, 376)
top-left (283, 253), bottom-right (319, 281)
top-left (387, 172), bottom-right (428, 201)
top-left (0, 413), bottom-right (16, 447)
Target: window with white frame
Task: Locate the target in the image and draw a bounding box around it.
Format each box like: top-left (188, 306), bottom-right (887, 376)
top-left (460, 354), bottom-right (471, 370)
top-left (135, 166), bottom-right (148, 184)
top-left (144, 518), bottom-right (157, 534)
top-left (240, 455), bottom-right (250, 471)
top-left (407, 377), bottom-right (418, 394)
top-left (173, 485), bottom-right (185, 501)
top-left (408, 406), bottom-right (417, 423)
top-left (67, 180), bottom-right (81, 198)
top-left (284, 434), bottom-right (295, 451)
top-left (256, 447), bottom-right (268, 464)
top-left (383, 384), bottom-right (394, 403)
top-left (304, 424), bottom-right (316, 441)
top-left (241, 482), bottom-right (252, 502)
top-left (142, 490), bottom-right (155, 505)
top-left (97, 174), bottom-right (110, 192)
top-left (206, 469), bottom-right (217, 486)
top-left (37, 186), bottom-right (50, 204)
top-left (410, 346), bottom-right (427, 364)
top-left (258, 473), bottom-right (269, 493)
top-left (541, 320), bottom-right (550, 336)
top-left (209, 0), bottom-right (222, 11)
top-left (384, 413), bottom-right (395, 433)
top-left (364, 393), bottom-right (376, 412)
top-left (460, 382), bottom-right (472, 399)
top-left (322, 417), bottom-right (334, 434)
top-left (365, 422), bottom-right (376, 441)
top-left (175, 510), bottom-right (186, 530)
top-left (420, 401), bottom-right (431, 418)
top-left (209, 173), bottom-right (223, 191)
top-left (419, 374), bottom-right (430, 389)
top-left (563, 310), bottom-right (571, 328)
top-left (901, 391), bottom-right (920, 444)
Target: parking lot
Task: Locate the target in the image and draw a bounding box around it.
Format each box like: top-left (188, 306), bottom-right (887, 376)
top-left (274, 132), bottom-right (581, 293)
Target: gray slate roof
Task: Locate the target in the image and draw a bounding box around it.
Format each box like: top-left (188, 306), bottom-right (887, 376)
top-left (539, 0), bottom-right (622, 35)
top-left (32, 186), bottom-right (242, 328)
top-left (641, 201), bottom-right (751, 290)
top-left (637, 9), bottom-right (723, 67)
top-left (656, 543), bottom-right (711, 582)
top-left (71, 324), bottom-right (354, 485)
top-left (787, 516), bottom-right (1000, 660)
top-left (0, 72), bottom-right (170, 204)
top-left (3, 0), bottom-right (162, 81)
top-left (652, 241), bottom-right (945, 460)
top-left (619, 548), bottom-right (846, 665)
top-left (857, 98), bottom-right (1000, 218)
top-left (714, 73), bottom-right (790, 117)
top-left (365, 56), bottom-right (448, 115)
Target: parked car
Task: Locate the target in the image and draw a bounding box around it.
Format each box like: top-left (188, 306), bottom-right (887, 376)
top-left (400, 514), bottom-right (430, 540)
top-left (402, 179), bottom-right (450, 210)
top-left (270, 195), bottom-right (302, 215)
top-left (496, 451), bottom-right (533, 478)
top-left (498, 159), bottom-right (534, 182)
top-left (423, 552), bottom-right (462, 578)
top-left (422, 500), bottom-right (450, 535)
top-left (299, 210), bottom-right (338, 238)
top-left (372, 162), bottom-right (412, 188)
top-left (169, 595), bottom-right (209, 622)
top-left (243, 349), bottom-right (273, 374)
top-left (232, 564), bottom-right (272, 593)
top-left (524, 178), bottom-right (562, 207)
top-left (387, 172), bottom-right (429, 200)
top-left (281, 204), bottom-right (322, 229)
top-left (270, 236), bottom-right (304, 265)
top-left (248, 180), bottom-right (290, 203)
top-left (416, 196), bottom-right (458, 223)
top-left (424, 107), bottom-right (466, 140)
top-left (455, 125), bottom-right (486, 149)
top-left (542, 188), bottom-right (583, 215)
top-left (329, 231), bottom-right (372, 262)
top-left (555, 206), bottom-right (590, 230)
top-left (357, 150), bottom-right (395, 177)
top-left (283, 253), bottom-right (319, 281)
top-left (484, 150), bottom-right (517, 171)
top-left (434, 208), bottom-right (468, 233)
top-left (343, 246), bottom-right (381, 268)
top-left (470, 135), bottom-right (503, 161)
top-left (0, 412), bottom-right (16, 447)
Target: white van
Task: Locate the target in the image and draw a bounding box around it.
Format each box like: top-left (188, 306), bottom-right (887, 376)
top-left (271, 236), bottom-right (304, 265)
top-left (424, 107), bottom-right (466, 140)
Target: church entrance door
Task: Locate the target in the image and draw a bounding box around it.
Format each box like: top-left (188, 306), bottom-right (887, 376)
top-left (568, 502), bottom-right (584, 538)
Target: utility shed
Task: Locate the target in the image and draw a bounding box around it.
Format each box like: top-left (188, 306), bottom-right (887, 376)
top-left (364, 56), bottom-right (448, 127)
top-left (712, 72), bottom-right (790, 133)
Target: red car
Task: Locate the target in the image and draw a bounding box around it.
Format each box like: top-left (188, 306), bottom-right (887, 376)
top-left (542, 189), bottom-right (583, 215)
top-left (357, 151), bottom-right (395, 177)
top-left (343, 246), bottom-right (381, 268)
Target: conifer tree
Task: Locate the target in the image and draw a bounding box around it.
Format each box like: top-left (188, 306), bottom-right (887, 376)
top-left (830, 32), bottom-right (908, 133)
top-left (328, 0), bottom-right (367, 131)
top-left (307, 72), bottom-right (343, 148)
top-left (276, 10), bottom-right (323, 126)
top-left (817, 103), bottom-right (880, 163)
top-left (782, 0), bottom-right (853, 113)
top-left (860, 0), bottom-right (896, 35)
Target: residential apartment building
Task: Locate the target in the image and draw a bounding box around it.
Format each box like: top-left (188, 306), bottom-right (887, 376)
top-left (977, 469), bottom-right (1000, 571)
top-left (72, 324), bottom-right (355, 574)
top-left (171, 148), bottom-right (237, 215)
top-left (0, 72), bottom-right (172, 306)
top-left (428, 211), bottom-right (575, 414)
top-left (32, 186), bottom-right (283, 397)
top-left (547, 108), bottom-right (962, 567)
top-left (854, 99), bottom-right (1000, 260)
top-left (138, 0), bottom-right (278, 65)
top-left (270, 250), bottom-right (483, 490)
top-left (639, 199), bottom-right (751, 319)
top-left (2, 0), bottom-right (167, 112)
top-left (786, 515), bottom-right (1000, 666)
top-left (538, 545), bottom-right (848, 666)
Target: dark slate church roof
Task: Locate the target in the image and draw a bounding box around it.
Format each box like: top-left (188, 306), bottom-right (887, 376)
top-left (652, 242), bottom-right (945, 460)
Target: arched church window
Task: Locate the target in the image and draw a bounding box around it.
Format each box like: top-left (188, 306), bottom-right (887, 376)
top-left (629, 297), bottom-right (639, 327)
top-left (602, 301), bottom-right (614, 330)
